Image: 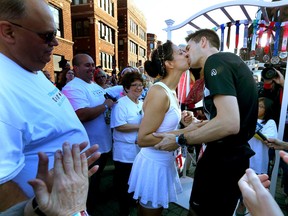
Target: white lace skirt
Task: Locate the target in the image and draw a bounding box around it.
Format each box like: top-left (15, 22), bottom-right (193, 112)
top-left (128, 147), bottom-right (183, 208)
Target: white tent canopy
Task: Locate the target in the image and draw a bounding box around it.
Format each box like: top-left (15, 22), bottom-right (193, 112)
top-left (164, 0), bottom-right (288, 38)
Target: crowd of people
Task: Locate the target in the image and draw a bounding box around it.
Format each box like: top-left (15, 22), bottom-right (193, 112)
top-left (1, 0), bottom-right (288, 216)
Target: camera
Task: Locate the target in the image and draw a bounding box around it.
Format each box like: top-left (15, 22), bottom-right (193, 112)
top-left (261, 67), bottom-right (277, 80)
top-left (261, 62), bottom-right (286, 80)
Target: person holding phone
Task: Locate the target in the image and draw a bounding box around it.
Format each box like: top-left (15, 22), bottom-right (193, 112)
top-left (236, 97), bottom-right (278, 215)
top-left (250, 97), bottom-right (278, 175)
top-left (238, 151), bottom-right (288, 216)
top-left (266, 138), bottom-right (288, 150)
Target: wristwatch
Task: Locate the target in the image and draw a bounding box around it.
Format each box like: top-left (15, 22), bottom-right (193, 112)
top-left (176, 133), bottom-right (187, 147)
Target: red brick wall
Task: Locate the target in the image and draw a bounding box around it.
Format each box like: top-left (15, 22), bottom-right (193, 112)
top-left (72, 0), bottom-right (118, 69)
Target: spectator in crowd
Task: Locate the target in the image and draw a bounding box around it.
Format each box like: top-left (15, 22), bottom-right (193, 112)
top-left (1, 142), bottom-right (100, 216)
top-left (180, 67), bottom-right (204, 164)
top-left (66, 70), bottom-right (75, 82)
top-left (62, 53), bottom-right (116, 214)
top-left (238, 150), bottom-right (288, 216)
top-left (118, 67), bottom-right (134, 84)
top-left (137, 66), bottom-right (152, 101)
top-left (94, 68), bottom-right (110, 89)
top-left (266, 138), bottom-right (288, 150)
top-left (236, 97), bottom-right (278, 215)
top-left (57, 69), bottom-right (74, 90)
top-left (183, 68), bottom-right (204, 112)
top-left (250, 97), bottom-right (277, 174)
top-left (112, 64), bottom-right (117, 76)
top-left (258, 68), bottom-right (288, 200)
top-left (154, 29), bottom-right (258, 216)
top-left (110, 71), bottom-right (144, 216)
top-left (177, 68), bottom-right (195, 111)
top-left (0, 0), bottom-right (90, 211)
top-left (258, 68), bottom-right (284, 126)
top-left (111, 65), bottom-right (119, 86)
top-left (56, 62), bottom-right (71, 90)
top-left (128, 40), bottom-right (196, 216)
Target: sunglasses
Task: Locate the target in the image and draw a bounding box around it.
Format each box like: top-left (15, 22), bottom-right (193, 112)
top-left (8, 21), bottom-right (57, 44)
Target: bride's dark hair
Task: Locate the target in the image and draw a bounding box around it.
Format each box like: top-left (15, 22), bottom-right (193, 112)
top-left (144, 40), bottom-right (174, 78)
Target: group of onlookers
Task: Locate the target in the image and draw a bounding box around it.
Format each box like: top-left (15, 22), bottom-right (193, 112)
top-left (1, 0), bottom-right (288, 216)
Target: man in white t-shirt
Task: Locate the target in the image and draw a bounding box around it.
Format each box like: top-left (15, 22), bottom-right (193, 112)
top-left (0, 0), bottom-right (90, 212)
top-left (62, 53), bottom-right (116, 214)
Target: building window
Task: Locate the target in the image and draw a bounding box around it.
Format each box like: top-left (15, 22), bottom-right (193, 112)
top-left (73, 20), bottom-right (90, 37)
top-left (111, 2), bottom-right (114, 17)
top-left (100, 52), bottom-right (113, 70)
top-left (49, 4), bottom-right (63, 37)
top-left (139, 47), bottom-right (146, 57)
top-left (139, 27), bottom-right (146, 41)
top-left (99, 0), bottom-right (114, 16)
top-left (99, 22), bottom-right (113, 43)
top-left (104, 0), bottom-right (107, 11)
top-left (129, 40), bottom-right (138, 55)
top-left (72, 0), bottom-right (88, 5)
top-left (130, 19), bottom-right (138, 36)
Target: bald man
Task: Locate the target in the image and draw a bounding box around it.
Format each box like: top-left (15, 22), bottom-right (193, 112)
top-left (0, 0), bottom-right (89, 211)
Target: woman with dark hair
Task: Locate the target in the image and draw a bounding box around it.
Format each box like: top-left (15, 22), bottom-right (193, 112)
top-left (58, 69), bottom-right (74, 90)
top-left (249, 97), bottom-right (277, 175)
top-left (110, 71), bottom-right (144, 216)
top-left (236, 97), bottom-right (278, 215)
top-left (127, 40), bottom-right (190, 216)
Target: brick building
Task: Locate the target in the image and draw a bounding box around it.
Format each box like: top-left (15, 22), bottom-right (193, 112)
top-left (117, 0), bottom-right (147, 72)
top-left (71, 0), bottom-right (118, 73)
top-left (147, 33), bottom-right (158, 60)
top-left (44, 0), bottom-right (148, 80)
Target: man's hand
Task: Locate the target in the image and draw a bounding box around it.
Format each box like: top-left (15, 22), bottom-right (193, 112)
top-left (265, 138), bottom-right (288, 150)
top-left (35, 142), bottom-right (100, 193)
top-left (153, 120), bottom-right (206, 151)
top-left (238, 168), bottom-right (283, 216)
top-left (280, 150), bottom-right (288, 164)
top-left (153, 133), bottom-right (179, 151)
top-left (28, 143), bottom-right (98, 215)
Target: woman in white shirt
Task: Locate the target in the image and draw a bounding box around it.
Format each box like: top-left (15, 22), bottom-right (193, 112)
top-left (249, 97), bottom-right (277, 174)
top-left (110, 71), bottom-right (144, 216)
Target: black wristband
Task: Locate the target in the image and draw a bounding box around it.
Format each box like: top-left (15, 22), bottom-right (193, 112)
top-left (32, 197), bottom-right (47, 216)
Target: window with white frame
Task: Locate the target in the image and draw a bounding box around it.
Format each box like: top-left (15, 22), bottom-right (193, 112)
top-left (49, 4), bottom-right (63, 37)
